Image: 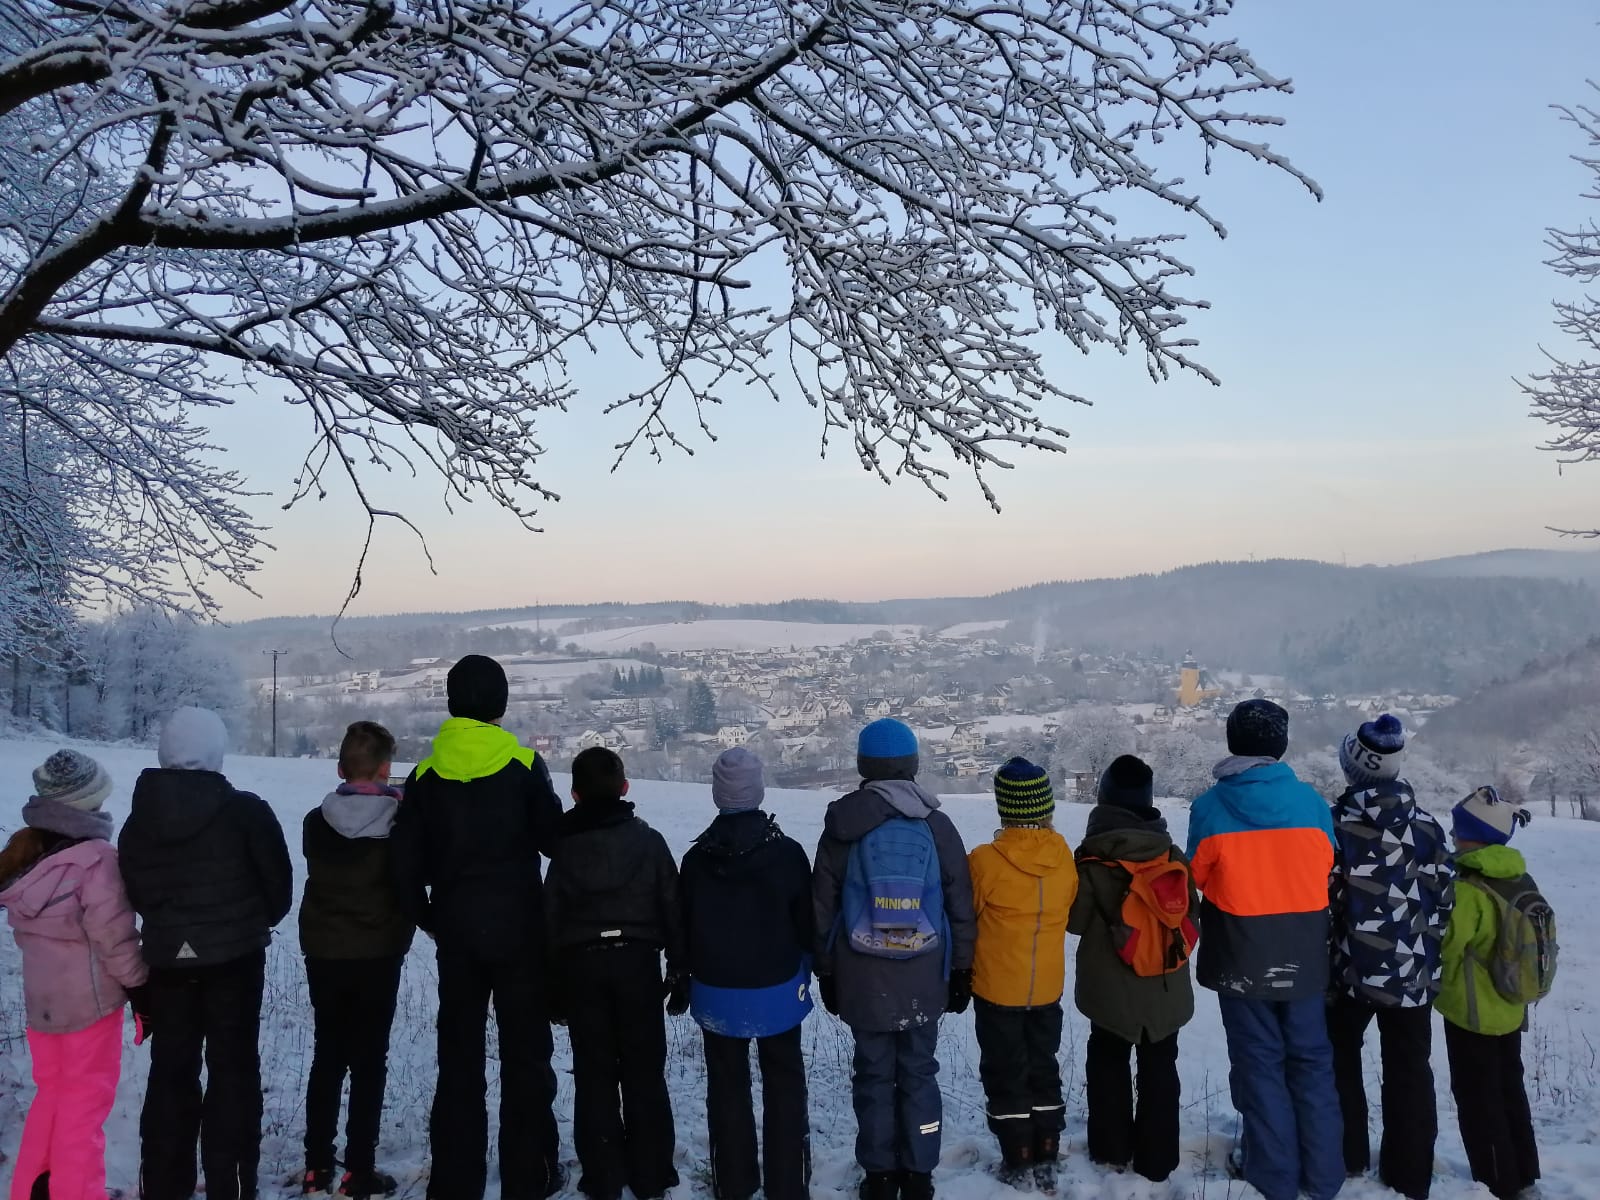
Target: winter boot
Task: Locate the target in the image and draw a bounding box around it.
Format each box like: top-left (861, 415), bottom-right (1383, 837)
top-left (900, 1172), bottom-right (935, 1200)
top-left (858, 1172), bottom-right (899, 1200)
top-left (337, 1170), bottom-right (397, 1200)
top-left (302, 1169), bottom-right (336, 1196)
top-left (1032, 1134), bottom-right (1060, 1196)
top-left (997, 1140), bottom-right (1034, 1191)
top-left (1225, 1146), bottom-right (1246, 1181)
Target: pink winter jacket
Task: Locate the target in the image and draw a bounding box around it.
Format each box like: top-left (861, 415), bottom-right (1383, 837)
top-left (0, 839), bottom-right (148, 1033)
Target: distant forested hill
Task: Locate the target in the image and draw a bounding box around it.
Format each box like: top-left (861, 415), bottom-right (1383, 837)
top-left (218, 554), bottom-right (1600, 696)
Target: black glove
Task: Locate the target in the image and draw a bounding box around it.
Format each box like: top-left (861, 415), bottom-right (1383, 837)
top-left (946, 968), bottom-right (973, 1015)
top-left (817, 973), bottom-right (840, 1016)
top-left (125, 982), bottom-right (154, 1044)
top-left (664, 970), bottom-right (691, 1017)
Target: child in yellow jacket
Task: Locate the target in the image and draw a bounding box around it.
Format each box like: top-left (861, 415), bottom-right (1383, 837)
top-left (968, 758), bottom-right (1079, 1192)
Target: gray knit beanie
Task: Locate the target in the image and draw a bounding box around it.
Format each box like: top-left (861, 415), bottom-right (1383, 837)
top-left (712, 747), bottom-right (765, 813)
top-left (31, 749), bottom-right (112, 812)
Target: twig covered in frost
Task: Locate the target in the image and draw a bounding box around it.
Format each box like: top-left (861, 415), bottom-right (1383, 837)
top-left (1, 0), bottom-right (1317, 617)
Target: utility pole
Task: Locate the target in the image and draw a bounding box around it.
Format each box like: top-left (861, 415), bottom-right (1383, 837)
top-left (263, 648), bottom-right (287, 756)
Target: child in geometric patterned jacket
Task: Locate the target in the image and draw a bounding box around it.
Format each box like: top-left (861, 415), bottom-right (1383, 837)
top-left (1327, 713), bottom-right (1454, 1200)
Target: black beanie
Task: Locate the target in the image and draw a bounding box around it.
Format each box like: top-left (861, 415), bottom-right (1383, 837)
top-left (1226, 698), bottom-right (1289, 760)
top-left (448, 654), bottom-right (508, 723)
top-left (1098, 755), bottom-right (1154, 811)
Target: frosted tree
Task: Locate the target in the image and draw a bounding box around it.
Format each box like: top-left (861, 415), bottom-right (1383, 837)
top-left (1525, 86), bottom-right (1600, 534)
top-left (1054, 705), bottom-right (1137, 796)
top-left (2, 0), bottom-right (1317, 613)
top-left (1145, 728), bottom-right (1214, 800)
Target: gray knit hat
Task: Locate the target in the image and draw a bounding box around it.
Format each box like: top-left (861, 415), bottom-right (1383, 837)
top-left (712, 747), bottom-right (765, 813)
top-left (32, 749), bottom-right (112, 812)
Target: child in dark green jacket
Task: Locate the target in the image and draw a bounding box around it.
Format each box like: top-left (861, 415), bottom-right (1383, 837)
top-left (1068, 756), bottom-right (1197, 1185)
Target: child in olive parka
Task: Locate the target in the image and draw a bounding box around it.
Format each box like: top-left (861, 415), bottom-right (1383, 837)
top-left (1067, 756), bottom-right (1198, 1184)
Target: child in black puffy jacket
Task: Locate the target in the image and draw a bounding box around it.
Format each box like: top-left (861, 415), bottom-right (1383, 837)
top-left (545, 748), bottom-right (685, 1200)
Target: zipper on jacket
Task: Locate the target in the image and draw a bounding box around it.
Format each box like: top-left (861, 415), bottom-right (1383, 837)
top-left (1027, 876), bottom-right (1043, 1007)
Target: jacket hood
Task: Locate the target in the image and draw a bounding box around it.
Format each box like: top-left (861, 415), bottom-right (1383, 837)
top-left (824, 778), bottom-right (941, 843)
top-left (22, 796), bottom-right (113, 843)
top-left (417, 718), bottom-right (534, 783)
top-left (990, 826), bottom-right (1070, 877)
top-left (320, 783), bottom-right (401, 839)
top-left (1334, 780), bottom-right (1417, 831)
top-left (694, 810), bottom-right (783, 861)
top-left (1456, 843), bottom-right (1526, 879)
top-left (1081, 803), bottom-right (1173, 862)
top-left (1085, 801), bottom-right (1167, 840)
top-left (1203, 760), bottom-right (1313, 830)
top-left (0, 839), bottom-right (104, 920)
top-left (158, 706), bottom-right (228, 772)
top-left (130, 767), bottom-right (232, 841)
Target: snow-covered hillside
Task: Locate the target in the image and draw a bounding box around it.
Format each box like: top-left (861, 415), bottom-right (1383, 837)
top-left (0, 737), bottom-right (1596, 1200)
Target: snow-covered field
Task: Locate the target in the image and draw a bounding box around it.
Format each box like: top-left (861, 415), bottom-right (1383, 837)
top-left (1, 736), bottom-right (1596, 1200)
top-left (495, 621), bottom-right (925, 653)
top-left (289, 659), bottom-right (653, 704)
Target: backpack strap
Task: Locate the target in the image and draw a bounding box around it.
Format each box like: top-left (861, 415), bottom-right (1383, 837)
top-left (1076, 853), bottom-right (1134, 933)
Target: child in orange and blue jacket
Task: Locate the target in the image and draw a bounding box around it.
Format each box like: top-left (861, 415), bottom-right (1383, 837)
top-left (1186, 700), bottom-right (1342, 1200)
top-left (968, 757), bottom-right (1078, 1192)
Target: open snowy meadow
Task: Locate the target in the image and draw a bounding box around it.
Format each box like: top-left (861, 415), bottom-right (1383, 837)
top-left (0, 737), bottom-right (1595, 1200)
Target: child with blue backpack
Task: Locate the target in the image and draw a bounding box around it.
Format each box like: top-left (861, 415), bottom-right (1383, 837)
top-left (812, 720), bottom-right (976, 1200)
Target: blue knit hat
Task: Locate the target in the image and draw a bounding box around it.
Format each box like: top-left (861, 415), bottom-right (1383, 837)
top-left (1340, 713), bottom-right (1406, 788)
top-left (858, 718), bottom-right (919, 781)
top-left (994, 757), bottom-right (1054, 825)
top-left (859, 718), bottom-right (917, 759)
top-left (1452, 786), bottom-right (1530, 847)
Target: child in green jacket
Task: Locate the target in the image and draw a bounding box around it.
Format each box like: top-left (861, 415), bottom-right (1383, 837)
top-left (1438, 786), bottom-right (1540, 1200)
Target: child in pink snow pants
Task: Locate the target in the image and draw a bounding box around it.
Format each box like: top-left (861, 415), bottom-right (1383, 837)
top-left (0, 749), bottom-right (149, 1200)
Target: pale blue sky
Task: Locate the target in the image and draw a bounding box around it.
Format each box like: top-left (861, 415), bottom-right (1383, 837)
top-left (217, 1), bottom-right (1600, 618)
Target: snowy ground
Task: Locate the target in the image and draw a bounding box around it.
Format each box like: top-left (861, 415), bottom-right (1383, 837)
top-left (496, 621), bottom-right (926, 653)
top-left (0, 736), bottom-right (1595, 1200)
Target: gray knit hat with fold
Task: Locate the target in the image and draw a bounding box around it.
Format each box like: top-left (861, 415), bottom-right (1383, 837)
top-left (32, 748), bottom-right (112, 812)
top-left (712, 747), bottom-right (765, 813)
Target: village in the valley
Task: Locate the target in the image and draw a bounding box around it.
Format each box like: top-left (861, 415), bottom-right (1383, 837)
top-left (255, 621), bottom-right (1458, 794)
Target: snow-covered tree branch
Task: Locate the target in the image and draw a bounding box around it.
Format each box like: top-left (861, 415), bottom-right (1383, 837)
top-left (2, 0), bottom-right (1317, 619)
top-left (1525, 85), bottom-right (1600, 535)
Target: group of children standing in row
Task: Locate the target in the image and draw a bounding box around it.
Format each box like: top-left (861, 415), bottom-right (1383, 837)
top-left (0, 655), bottom-right (1555, 1200)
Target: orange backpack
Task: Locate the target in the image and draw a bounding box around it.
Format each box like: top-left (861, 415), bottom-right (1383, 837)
top-left (1080, 851), bottom-right (1198, 977)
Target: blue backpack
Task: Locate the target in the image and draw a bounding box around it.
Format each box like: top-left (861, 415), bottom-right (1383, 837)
top-left (836, 817), bottom-right (949, 972)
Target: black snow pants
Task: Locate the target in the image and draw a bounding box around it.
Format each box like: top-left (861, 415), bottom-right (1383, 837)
top-left (428, 945), bottom-right (561, 1200)
top-left (561, 942), bottom-right (679, 1200)
top-left (1084, 1023), bottom-right (1181, 1183)
top-left (139, 950), bottom-right (267, 1200)
top-left (1444, 1021), bottom-right (1540, 1200)
top-left (1328, 995), bottom-right (1437, 1199)
top-left (702, 1025), bottom-right (810, 1200)
top-left (303, 955), bottom-right (405, 1173)
top-left (973, 998), bottom-right (1066, 1163)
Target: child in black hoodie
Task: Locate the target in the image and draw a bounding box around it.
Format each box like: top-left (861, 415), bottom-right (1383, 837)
top-left (299, 721), bottom-right (415, 1199)
top-left (545, 748), bottom-right (686, 1200)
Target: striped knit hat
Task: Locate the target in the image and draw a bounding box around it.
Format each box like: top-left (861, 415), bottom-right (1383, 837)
top-left (994, 756), bottom-right (1054, 825)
